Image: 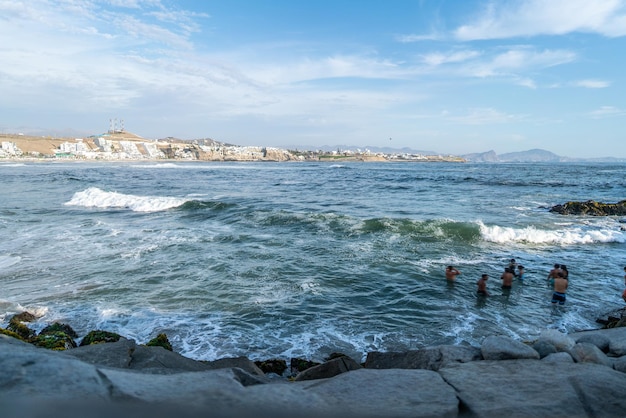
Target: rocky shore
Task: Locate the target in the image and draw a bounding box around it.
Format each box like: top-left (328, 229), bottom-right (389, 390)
top-left (2, 310), bottom-right (626, 418)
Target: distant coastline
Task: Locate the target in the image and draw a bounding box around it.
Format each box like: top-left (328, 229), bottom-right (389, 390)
top-left (0, 132), bottom-right (465, 163)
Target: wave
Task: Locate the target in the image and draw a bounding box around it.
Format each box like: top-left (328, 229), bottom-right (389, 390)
top-left (479, 221), bottom-right (625, 245)
top-left (65, 187), bottom-right (190, 212)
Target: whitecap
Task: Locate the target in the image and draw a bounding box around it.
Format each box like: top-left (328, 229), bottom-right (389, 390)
top-left (65, 187), bottom-right (189, 212)
top-left (478, 221), bottom-right (626, 245)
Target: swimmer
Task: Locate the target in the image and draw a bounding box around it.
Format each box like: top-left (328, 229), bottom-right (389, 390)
top-left (547, 264), bottom-right (560, 286)
top-left (476, 274), bottom-right (490, 296)
top-left (517, 265), bottom-right (525, 282)
top-left (551, 271), bottom-right (568, 305)
top-left (445, 266), bottom-right (461, 281)
top-left (501, 267), bottom-right (514, 290)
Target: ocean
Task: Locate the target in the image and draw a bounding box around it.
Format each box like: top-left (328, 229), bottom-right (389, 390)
top-left (1, 161), bottom-right (625, 362)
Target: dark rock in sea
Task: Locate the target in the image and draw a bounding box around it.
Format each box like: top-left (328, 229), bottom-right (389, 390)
top-left (32, 330), bottom-right (77, 350)
top-left (40, 322), bottom-right (78, 339)
top-left (10, 311), bottom-right (37, 323)
top-left (254, 358), bottom-right (287, 375)
top-left (294, 355), bottom-right (362, 381)
top-left (7, 316), bottom-right (36, 341)
top-left (550, 199), bottom-right (626, 216)
top-left (79, 330), bottom-right (121, 346)
top-left (290, 357), bottom-right (320, 374)
top-left (145, 333), bottom-right (173, 351)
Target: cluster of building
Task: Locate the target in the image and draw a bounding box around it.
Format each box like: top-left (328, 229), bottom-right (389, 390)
top-left (0, 133), bottom-right (464, 163)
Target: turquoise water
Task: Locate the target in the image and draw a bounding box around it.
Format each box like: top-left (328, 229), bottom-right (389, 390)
top-left (0, 161), bottom-right (625, 362)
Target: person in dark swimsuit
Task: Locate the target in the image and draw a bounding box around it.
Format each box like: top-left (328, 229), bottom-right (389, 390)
top-left (477, 274), bottom-right (490, 296)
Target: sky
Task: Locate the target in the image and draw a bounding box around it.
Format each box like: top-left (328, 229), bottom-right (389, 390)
top-left (1, 0), bottom-right (625, 158)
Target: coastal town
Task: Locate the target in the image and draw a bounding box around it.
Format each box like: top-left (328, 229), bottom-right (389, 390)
top-left (0, 130), bottom-right (465, 163)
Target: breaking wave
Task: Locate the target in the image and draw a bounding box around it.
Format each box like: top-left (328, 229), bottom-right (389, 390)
top-left (65, 187), bottom-right (190, 212)
top-left (479, 221), bottom-right (625, 245)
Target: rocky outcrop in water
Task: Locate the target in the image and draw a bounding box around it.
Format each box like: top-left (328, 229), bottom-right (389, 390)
top-left (550, 199), bottom-right (626, 216)
top-left (3, 312), bottom-right (626, 418)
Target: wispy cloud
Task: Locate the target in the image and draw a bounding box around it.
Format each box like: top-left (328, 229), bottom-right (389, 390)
top-left (448, 108), bottom-right (526, 125)
top-left (421, 50), bottom-right (481, 66)
top-left (575, 79), bottom-right (611, 88)
top-left (588, 106), bottom-right (626, 118)
top-left (454, 0), bottom-right (626, 40)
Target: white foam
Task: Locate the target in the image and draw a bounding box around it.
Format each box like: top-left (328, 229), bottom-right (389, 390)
top-left (479, 221), bottom-right (625, 245)
top-left (65, 187), bottom-right (189, 212)
top-left (0, 255), bottom-right (21, 269)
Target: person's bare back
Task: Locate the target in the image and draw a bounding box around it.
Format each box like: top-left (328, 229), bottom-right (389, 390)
top-left (501, 268), bottom-right (514, 289)
top-left (445, 266), bottom-right (461, 281)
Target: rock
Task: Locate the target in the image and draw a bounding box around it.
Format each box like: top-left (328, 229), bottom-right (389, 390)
top-left (290, 357), bottom-right (320, 374)
top-left (541, 352), bottom-right (574, 363)
top-left (145, 333), bottom-right (172, 351)
top-left (79, 330), bottom-right (121, 346)
top-left (31, 330), bottom-right (77, 350)
top-left (549, 199), bottom-right (626, 216)
top-left (7, 316), bottom-right (36, 340)
top-left (537, 329), bottom-right (576, 352)
top-left (364, 345), bottom-right (481, 370)
top-left (294, 355), bottom-right (362, 381)
top-left (531, 340), bottom-right (557, 358)
top-left (572, 332), bottom-right (610, 352)
top-left (254, 358), bottom-right (288, 375)
top-left (612, 356), bottom-right (626, 373)
top-left (205, 355), bottom-right (266, 377)
top-left (297, 368), bottom-right (459, 418)
top-left (127, 344), bottom-right (215, 374)
top-left (439, 360), bottom-right (626, 417)
top-left (62, 337), bottom-right (135, 368)
top-left (570, 327), bottom-right (626, 357)
top-left (568, 342), bottom-right (612, 367)
top-left (481, 335), bottom-right (540, 360)
top-left (39, 322), bottom-right (78, 339)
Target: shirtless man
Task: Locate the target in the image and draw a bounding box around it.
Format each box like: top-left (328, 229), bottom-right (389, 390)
top-left (476, 274), bottom-right (489, 296)
top-left (551, 271), bottom-right (568, 305)
top-left (445, 266), bottom-right (461, 281)
top-left (547, 264), bottom-right (560, 286)
top-left (501, 267), bottom-right (514, 290)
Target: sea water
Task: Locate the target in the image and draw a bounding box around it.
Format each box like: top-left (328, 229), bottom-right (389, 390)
top-left (0, 161), bottom-right (625, 362)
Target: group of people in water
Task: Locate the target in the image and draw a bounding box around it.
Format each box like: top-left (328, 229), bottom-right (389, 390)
top-left (445, 259), bottom-right (569, 304)
top-left (445, 262), bottom-right (626, 306)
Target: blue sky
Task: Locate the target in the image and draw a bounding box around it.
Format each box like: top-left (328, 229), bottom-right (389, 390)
top-left (1, 0), bottom-right (625, 157)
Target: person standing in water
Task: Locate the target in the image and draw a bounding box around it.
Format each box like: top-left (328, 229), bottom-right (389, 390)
top-left (476, 274), bottom-right (490, 296)
top-left (551, 271), bottom-right (568, 305)
top-left (517, 265), bottom-right (525, 282)
top-left (501, 267), bottom-right (514, 290)
top-left (445, 266), bottom-right (461, 281)
top-left (547, 264), bottom-right (560, 287)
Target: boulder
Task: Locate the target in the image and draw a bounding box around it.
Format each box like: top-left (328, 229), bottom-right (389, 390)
top-left (204, 355), bottom-right (266, 377)
top-left (364, 345), bottom-right (481, 370)
top-left (573, 332), bottom-right (610, 352)
top-left (570, 327), bottom-right (626, 357)
top-left (439, 360), bottom-right (626, 417)
top-left (541, 352), bottom-right (574, 363)
top-left (531, 340), bottom-right (557, 358)
top-left (294, 355), bottom-right (362, 381)
top-left (612, 356), bottom-right (626, 373)
top-left (62, 337), bottom-right (136, 368)
top-left (126, 344), bottom-right (216, 374)
top-left (537, 329), bottom-right (575, 352)
top-left (568, 342), bottom-right (612, 367)
top-left (297, 368), bottom-right (459, 418)
top-left (549, 200), bottom-right (626, 216)
top-left (481, 335), bottom-right (540, 360)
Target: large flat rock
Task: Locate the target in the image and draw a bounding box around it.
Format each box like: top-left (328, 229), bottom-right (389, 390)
top-left (439, 359), bottom-right (626, 417)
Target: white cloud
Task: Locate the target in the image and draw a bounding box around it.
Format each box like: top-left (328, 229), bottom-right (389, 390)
top-left (395, 33), bottom-right (441, 43)
top-left (469, 47), bottom-right (576, 77)
top-left (450, 108), bottom-right (525, 125)
top-left (588, 106), bottom-right (626, 118)
top-left (575, 79), bottom-right (611, 88)
top-left (455, 0), bottom-right (626, 40)
top-left (421, 50), bottom-right (481, 66)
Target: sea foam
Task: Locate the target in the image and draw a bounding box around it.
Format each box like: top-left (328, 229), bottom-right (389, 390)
top-left (479, 221), bottom-right (625, 245)
top-left (65, 187), bottom-right (188, 212)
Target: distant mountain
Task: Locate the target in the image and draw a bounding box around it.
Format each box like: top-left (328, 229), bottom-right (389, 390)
top-left (462, 148), bottom-right (566, 162)
top-left (278, 144), bottom-right (438, 155)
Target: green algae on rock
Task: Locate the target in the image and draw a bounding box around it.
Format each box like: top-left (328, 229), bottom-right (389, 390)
top-left (145, 333), bottom-right (173, 351)
top-left (79, 330), bottom-right (122, 346)
top-left (550, 200), bottom-right (626, 216)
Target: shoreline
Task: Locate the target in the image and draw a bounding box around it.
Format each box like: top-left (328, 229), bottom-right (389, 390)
top-left (2, 310), bottom-right (626, 417)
